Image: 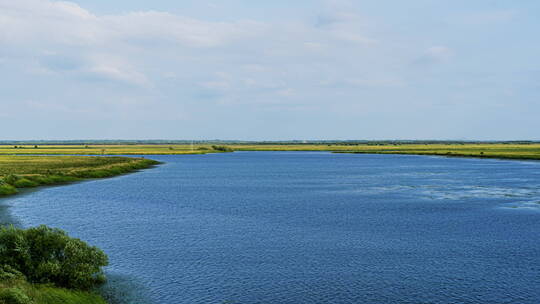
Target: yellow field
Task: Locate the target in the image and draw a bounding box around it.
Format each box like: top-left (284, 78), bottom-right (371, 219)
top-left (232, 143), bottom-right (540, 160)
top-left (1, 143), bottom-right (540, 160)
top-left (0, 145), bottom-right (212, 155)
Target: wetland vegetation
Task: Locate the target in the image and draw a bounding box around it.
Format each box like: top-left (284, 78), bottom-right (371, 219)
top-left (1, 142), bottom-right (539, 160)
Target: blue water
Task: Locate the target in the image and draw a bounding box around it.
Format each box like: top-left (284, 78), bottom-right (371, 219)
top-left (4, 152), bottom-right (540, 304)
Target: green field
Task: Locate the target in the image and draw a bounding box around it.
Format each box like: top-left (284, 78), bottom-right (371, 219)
top-left (0, 155), bottom-right (159, 197)
top-left (2, 143), bottom-right (539, 160)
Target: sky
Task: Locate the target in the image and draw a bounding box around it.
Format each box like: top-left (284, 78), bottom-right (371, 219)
top-left (1, 0), bottom-right (539, 140)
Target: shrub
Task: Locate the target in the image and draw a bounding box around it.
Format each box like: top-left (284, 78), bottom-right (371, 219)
top-left (0, 184), bottom-right (18, 196)
top-left (12, 179), bottom-right (38, 188)
top-left (0, 265), bottom-right (25, 281)
top-left (0, 288), bottom-right (32, 304)
top-left (0, 226), bottom-right (108, 290)
top-left (2, 175), bottom-right (20, 186)
top-left (211, 145), bottom-right (233, 152)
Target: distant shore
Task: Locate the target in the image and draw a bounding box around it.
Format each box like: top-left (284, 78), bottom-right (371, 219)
top-left (0, 143), bottom-right (539, 160)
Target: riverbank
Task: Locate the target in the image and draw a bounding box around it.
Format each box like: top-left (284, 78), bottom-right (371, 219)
top-left (0, 155), bottom-right (160, 304)
top-left (0, 156), bottom-right (160, 198)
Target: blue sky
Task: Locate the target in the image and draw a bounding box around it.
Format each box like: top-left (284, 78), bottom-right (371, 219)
top-left (1, 0), bottom-right (539, 140)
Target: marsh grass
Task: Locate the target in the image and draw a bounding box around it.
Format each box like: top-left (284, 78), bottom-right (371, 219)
top-left (1, 143), bottom-right (538, 160)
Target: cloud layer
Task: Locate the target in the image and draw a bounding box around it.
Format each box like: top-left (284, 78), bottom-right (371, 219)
top-left (0, 0), bottom-right (538, 140)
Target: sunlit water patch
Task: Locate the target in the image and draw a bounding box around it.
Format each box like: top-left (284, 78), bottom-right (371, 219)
top-left (3, 152), bottom-right (540, 304)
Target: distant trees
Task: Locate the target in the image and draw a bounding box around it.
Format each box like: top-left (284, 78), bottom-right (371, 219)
top-left (211, 145), bottom-right (233, 152)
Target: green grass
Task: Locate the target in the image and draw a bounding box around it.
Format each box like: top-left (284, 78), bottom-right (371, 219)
top-left (0, 156), bottom-right (160, 197)
top-left (0, 279), bottom-right (106, 304)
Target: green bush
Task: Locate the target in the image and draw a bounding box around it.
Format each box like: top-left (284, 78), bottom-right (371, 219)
top-left (0, 265), bottom-right (25, 281)
top-left (0, 226), bottom-right (108, 290)
top-left (0, 288), bottom-right (32, 304)
top-left (12, 179), bottom-right (38, 188)
top-left (0, 184), bottom-right (18, 196)
top-left (211, 145), bottom-right (233, 152)
top-left (2, 175), bottom-right (20, 186)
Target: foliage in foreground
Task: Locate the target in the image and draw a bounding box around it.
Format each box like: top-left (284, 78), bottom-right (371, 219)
top-left (0, 226), bottom-right (108, 290)
top-left (0, 226), bottom-right (108, 304)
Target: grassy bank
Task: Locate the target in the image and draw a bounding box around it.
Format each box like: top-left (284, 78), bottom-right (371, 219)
top-left (1, 143), bottom-right (539, 160)
top-left (0, 156), bottom-right (159, 303)
top-left (0, 156), bottom-right (160, 197)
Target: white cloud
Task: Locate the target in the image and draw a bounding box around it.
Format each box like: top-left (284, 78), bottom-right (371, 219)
top-left (0, 0), bottom-right (537, 140)
top-left (0, 0), bottom-right (267, 86)
top-left (345, 77), bottom-right (404, 87)
top-left (414, 46), bottom-right (454, 65)
top-left (86, 65), bottom-right (149, 87)
top-left (458, 10), bottom-right (517, 25)
top-left (426, 46), bottom-right (454, 61)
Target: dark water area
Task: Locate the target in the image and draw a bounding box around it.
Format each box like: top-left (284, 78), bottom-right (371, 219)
top-left (2, 152), bottom-right (540, 304)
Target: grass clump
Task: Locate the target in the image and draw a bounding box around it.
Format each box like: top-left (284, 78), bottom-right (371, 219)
top-left (28, 286), bottom-right (106, 304)
top-left (0, 287), bottom-right (32, 304)
top-left (0, 280), bottom-right (106, 304)
top-left (0, 184), bottom-right (17, 196)
top-left (12, 179), bottom-right (38, 189)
